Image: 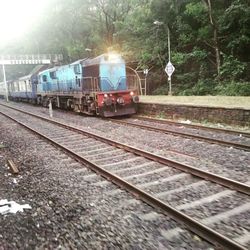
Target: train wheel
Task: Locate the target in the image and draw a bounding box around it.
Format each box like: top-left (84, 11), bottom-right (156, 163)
top-left (37, 97), bottom-right (41, 105)
top-left (42, 97), bottom-right (49, 107)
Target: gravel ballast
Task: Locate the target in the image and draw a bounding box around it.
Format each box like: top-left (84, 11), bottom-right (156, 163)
top-left (0, 113), bottom-right (214, 249)
top-left (2, 101), bottom-right (249, 183)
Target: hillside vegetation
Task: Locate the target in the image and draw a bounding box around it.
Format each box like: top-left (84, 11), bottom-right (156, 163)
top-left (0, 0), bottom-right (249, 95)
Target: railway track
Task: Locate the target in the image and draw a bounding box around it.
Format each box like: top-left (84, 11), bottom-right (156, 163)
top-left (108, 117), bottom-right (250, 152)
top-left (134, 116), bottom-right (250, 138)
top-left (0, 103), bottom-right (249, 249)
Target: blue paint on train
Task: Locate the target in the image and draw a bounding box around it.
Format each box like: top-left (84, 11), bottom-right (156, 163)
top-left (99, 63), bottom-right (126, 91)
top-left (81, 53), bottom-right (127, 92)
top-left (38, 61), bottom-right (82, 93)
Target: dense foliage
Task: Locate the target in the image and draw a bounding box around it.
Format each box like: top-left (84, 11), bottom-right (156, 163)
top-left (1, 0), bottom-right (249, 95)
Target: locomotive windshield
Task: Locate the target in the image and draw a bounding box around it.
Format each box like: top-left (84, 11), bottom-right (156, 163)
top-left (99, 63), bottom-right (126, 92)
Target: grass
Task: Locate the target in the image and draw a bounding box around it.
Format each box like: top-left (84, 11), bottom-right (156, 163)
top-left (139, 96), bottom-right (250, 109)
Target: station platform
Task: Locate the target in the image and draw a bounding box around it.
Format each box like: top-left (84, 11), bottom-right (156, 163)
top-left (138, 96), bottom-right (250, 127)
top-left (139, 96), bottom-right (250, 109)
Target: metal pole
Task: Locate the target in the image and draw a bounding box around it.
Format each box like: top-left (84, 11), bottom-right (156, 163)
top-left (168, 27), bottom-right (171, 61)
top-left (49, 100), bottom-right (53, 118)
top-left (2, 64), bottom-right (9, 102)
top-left (167, 27), bottom-right (172, 96)
top-left (169, 76), bottom-right (172, 95)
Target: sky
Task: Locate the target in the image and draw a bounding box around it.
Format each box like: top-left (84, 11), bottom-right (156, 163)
top-left (0, 0), bottom-right (51, 47)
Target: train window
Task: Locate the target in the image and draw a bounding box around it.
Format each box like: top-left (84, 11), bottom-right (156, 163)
top-left (14, 82), bottom-right (18, 91)
top-left (50, 71), bottom-right (57, 79)
top-left (20, 81), bottom-right (25, 91)
top-left (42, 75), bottom-right (47, 82)
top-left (27, 80), bottom-right (31, 91)
top-left (75, 76), bottom-right (81, 87)
top-left (74, 65), bottom-right (81, 74)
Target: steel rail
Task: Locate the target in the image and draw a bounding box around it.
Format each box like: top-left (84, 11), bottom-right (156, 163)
top-left (108, 118), bottom-right (250, 152)
top-left (133, 115), bottom-right (250, 138)
top-left (1, 103), bottom-right (249, 196)
top-left (0, 109), bottom-right (247, 250)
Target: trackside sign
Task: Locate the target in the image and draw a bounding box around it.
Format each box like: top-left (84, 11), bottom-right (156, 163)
top-left (165, 61), bottom-right (175, 77)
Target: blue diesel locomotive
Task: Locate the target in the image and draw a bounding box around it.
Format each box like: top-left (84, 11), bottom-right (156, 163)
top-left (4, 53), bottom-right (139, 117)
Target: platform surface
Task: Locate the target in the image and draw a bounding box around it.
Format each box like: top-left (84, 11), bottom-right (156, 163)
top-left (139, 96), bottom-right (250, 109)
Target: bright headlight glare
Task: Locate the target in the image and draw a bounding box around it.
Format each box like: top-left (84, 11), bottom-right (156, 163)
top-left (107, 53), bottom-right (121, 63)
top-left (108, 53), bottom-right (118, 60)
top-left (104, 94), bottom-right (108, 98)
top-left (130, 91), bottom-right (134, 96)
top-left (117, 97), bottom-right (124, 104)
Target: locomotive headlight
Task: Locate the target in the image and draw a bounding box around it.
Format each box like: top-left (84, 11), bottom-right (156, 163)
top-left (117, 97), bottom-right (125, 105)
top-left (130, 91), bottom-right (134, 96)
top-left (104, 93), bottom-right (108, 98)
top-left (108, 53), bottom-right (120, 62)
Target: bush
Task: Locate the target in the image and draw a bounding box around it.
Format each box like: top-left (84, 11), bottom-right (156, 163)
top-left (192, 80), bottom-right (216, 95)
top-left (152, 84), bottom-right (169, 95)
top-left (177, 79), bottom-right (216, 95)
top-left (215, 82), bottom-right (250, 96)
top-left (220, 55), bottom-right (247, 81)
top-left (151, 79), bottom-right (250, 96)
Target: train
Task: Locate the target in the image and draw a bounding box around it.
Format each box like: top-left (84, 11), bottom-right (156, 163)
top-left (0, 53), bottom-right (139, 117)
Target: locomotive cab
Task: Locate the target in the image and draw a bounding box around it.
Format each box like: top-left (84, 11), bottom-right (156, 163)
top-left (81, 53), bottom-right (139, 117)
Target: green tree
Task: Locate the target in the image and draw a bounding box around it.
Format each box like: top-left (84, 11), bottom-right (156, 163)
top-left (0, 0), bottom-right (249, 95)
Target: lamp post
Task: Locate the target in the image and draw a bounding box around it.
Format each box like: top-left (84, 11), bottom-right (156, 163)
top-left (154, 21), bottom-right (174, 95)
top-left (166, 26), bottom-right (174, 96)
top-left (143, 68), bottom-right (149, 95)
top-left (85, 48), bottom-right (92, 57)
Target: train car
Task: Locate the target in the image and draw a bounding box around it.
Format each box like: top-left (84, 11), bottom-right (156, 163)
top-left (8, 65), bottom-right (47, 103)
top-left (38, 53), bottom-right (139, 117)
top-left (0, 81), bottom-right (13, 99)
top-left (0, 81), bottom-right (5, 98)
